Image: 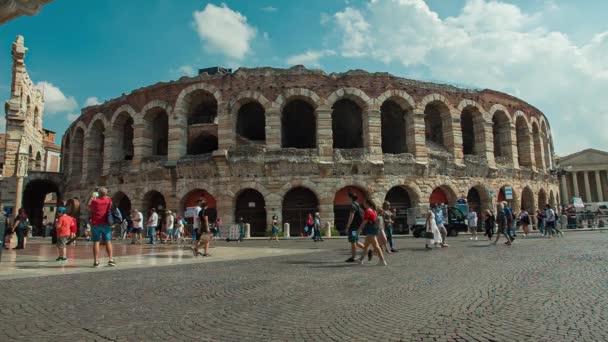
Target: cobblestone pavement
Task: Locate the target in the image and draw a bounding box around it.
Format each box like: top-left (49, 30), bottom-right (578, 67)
top-left (1, 232), bottom-right (607, 341)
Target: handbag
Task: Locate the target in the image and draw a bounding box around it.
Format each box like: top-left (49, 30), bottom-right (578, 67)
top-left (423, 231), bottom-right (434, 239)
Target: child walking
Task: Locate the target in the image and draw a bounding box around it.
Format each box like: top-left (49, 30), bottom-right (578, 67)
top-left (55, 207), bottom-right (72, 262)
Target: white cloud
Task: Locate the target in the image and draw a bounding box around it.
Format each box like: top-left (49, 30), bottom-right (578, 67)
top-left (261, 6), bottom-right (277, 12)
top-left (193, 3), bottom-right (257, 60)
top-left (286, 50), bottom-right (336, 67)
top-left (83, 96), bottom-right (100, 107)
top-left (178, 65), bottom-right (197, 76)
top-left (35, 81), bottom-right (78, 114)
top-left (323, 0), bottom-right (608, 154)
top-left (66, 113), bottom-right (80, 122)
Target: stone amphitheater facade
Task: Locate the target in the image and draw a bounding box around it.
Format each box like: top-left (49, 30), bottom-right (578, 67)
top-left (61, 66), bottom-right (559, 236)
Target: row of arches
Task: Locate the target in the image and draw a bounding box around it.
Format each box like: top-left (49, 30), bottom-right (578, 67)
top-left (63, 87), bottom-right (554, 180)
top-left (99, 184), bottom-right (557, 238)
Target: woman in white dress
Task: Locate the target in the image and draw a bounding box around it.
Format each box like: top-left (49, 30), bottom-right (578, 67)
top-left (425, 204), bottom-right (442, 249)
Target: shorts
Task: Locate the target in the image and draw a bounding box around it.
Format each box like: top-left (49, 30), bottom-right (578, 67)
top-left (132, 227), bottom-right (143, 234)
top-left (271, 227), bottom-right (279, 235)
top-left (91, 224), bottom-right (112, 242)
top-left (196, 229), bottom-right (211, 242)
top-left (468, 225), bottom-right (477, 233)
top-left (363, 223), bottom-right (378, 236)
top-left (56, 236), bottom-right (68, 248)
top-left (348, 230), bottom-right (359, 243)
top-left (166, 229), bottom-right (174, 237)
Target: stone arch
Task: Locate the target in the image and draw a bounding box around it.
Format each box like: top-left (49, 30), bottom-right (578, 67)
top-left (70, 123), bottom-right (86, 177)
top-left (234, 188), bottom-right (267, 237)
top-left (230, 92), bottom-right (269, 145)
top-left (549, 189), bottom-right (556, 207)
top-left (110, 109), bottom-right (135, 162)
top-left (275, 88), bottom-right (323, 112)
top-left (514, 112), bottom-right (533, 168)
top-left (429, 184), bottom-right (458, 206)
top-left (282, 186), bottom-right (320, 236)
top-left (112, 191), bottom-right (132, 219)
top-left (227, 181), bottom-right (271, 200)
top-left (142, 101), bottom-right (170, 157)
top-left (142, 190), bottom-right (167, 212)
top-left (326, 87), bottom-right (371, 110)
top-left (458, 100), bottom-right (487, 156)
top-left (62, 133), bottom-right (71, 174)
top-left (521, 186), bottom-right (535, 213)
top-left (538, 188), bottom-right (548, 210)
top-left (180, 188), bottom-right (217, 222)
top-left (421, 94), bottom-right (455, 153)
top-left (85, 117), bottom-right (107, 180)
top-left (384, 185), bottom-right (419, 234)
top-left (491, 106), bottom-right (512, 161)
top-left (467, 184), bottom-right (492, 214)
top-left (379, 93), bottom-right (414, 154)
top-left (35, 151), bottom-right (42, 170)
top-left (333, 185), bottom-right (371, 231)
top-left (280, 93), bottom-right (317, 149)
top-left (173, 83), bottom-right (221, 121)
top-left (540, 119), bottom-right (552, 170)
top-left (22, 178), bottom-right (61, 236)
top-left (497, 185), bottom-right (519, 208)
top-left (110, 104), bottom-right (139, 126)
top-left (331, 99), bottom-right (364, 149)
top-left (531, 120), bottom-right (544, 171)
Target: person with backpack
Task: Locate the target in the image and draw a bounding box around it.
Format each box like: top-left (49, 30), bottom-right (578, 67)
top-left (356, 199), bottom-right (387, 266)
top-left (344, 192), bottom-right (369, 263)
top-left (87, 187), bottom-right (116, 267)
top-left (192, 200), bottom-right (211, 256)
top-left (518, 207), bottom-right (531, 237)
top-left (11, 208), bottom-right (29, 250)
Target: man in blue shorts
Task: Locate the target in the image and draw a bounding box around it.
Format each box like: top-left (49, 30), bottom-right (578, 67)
top-left (344, 192), bottom-right (369, 262)
top-left (87, 187), bottom-right (116, 267)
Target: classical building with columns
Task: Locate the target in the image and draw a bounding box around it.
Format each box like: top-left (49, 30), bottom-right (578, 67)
top-left (57, 66), bottom-right (559, 236)
top-left (557, 149), bottom-right (608, 205)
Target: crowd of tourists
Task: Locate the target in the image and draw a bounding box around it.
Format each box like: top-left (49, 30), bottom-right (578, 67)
top-left (2, 186), bottom-right (568, 268)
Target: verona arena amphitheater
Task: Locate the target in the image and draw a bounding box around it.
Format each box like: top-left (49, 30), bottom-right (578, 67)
top-left (60, 66), bottom-right (559, 236)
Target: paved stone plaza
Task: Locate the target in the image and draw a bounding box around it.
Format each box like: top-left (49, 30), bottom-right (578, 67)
top-left (1, 231), bottom-right (607, 341)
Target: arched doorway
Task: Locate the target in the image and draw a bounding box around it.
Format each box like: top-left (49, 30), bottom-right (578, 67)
top-left (282, 187), bottom-right (319, 236)
top-left (521, 187), bottom-right (535, 213)
top-left (186, 90), bottom-right (218, 155)
top-left (86, 119), bottom-right (106, 179)
top-left (515, 116), bottom-right (532, 168)
top-left (497, 185), bottom-right (518, 209)
top-left (467, 188), bottom-right (482, 214)
top-left (142, 190), bottom-right (166, 220)
top-left (380, 100), bottom-right (408, 154)
top-left (492, 111), bottom-right (511, 160)
top-left (424, 101), bottom-right (451, 151)
top-left (333, 186), bottom-right (368, 232)
top-left (429, 186), bottom-right (456, 206)
top-left (549, 190), bottom-right (556, 207)
top-left (281, 99), bottom-right (316, 148)
top-left (385, 186), bottom-right (414, 234)
top-left (112, 192), bottom-right (132, 219)
top-left (236, 101), bottom-right (266, 145)
top-left (235, 189), bottom-right (266, 237)
top-left (538, 189), bottom-right (547, 211)
top-left (22, 179), bottom-right (61, 236)
top-left (181, 189), bottom-right (217, 224)
top-left (332, 99), bottom-right (363, 149)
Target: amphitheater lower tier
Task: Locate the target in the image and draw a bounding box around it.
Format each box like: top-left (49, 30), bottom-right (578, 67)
top-left (59, 152), bottom-right (559, 237)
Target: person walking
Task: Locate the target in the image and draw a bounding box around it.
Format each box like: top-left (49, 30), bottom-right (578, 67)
top-left (545, 204), bottom-right (562, 237)
top-left (130, 209), bottom-right (144, 244)
top-left (536, 209), bottom-right (546, 236)
top-left (163, 210), bottom-right (174, 244)
top-left (11, 208), bottom-right (29, 250)
top-left (518, 208), bottom-right (531, 237)
top-left (375, 207), bottom-right (391, 254)
top-left (425, 204), bottom-right (442, 249)
top-left (484, 209), bottom-right (495, 240)
top-left (305, 213), bottom-right (314, 237)
top-left (504, 203), bottom-right (517, 243)
top-left (214, 218), bottom-right (222, 240)
top-left (492, 202), bottom-right (511, 246)
top-left (382, 202), bottom-right (398, 253)
top-left (467, 208), bottom-right (478, 240)
top-left (312, 212), bottom-right (323, 242)
top-left (344, 192), bottom-right (369, 263)
top-left (270, 214), bottom-right (280, 242)
top-left (237, 217), bottom-right (245, 242)
top-left (87, 187), bottom-right (116, 267)
top-left (434, 204), bottom-right (449, 247)
top-left (146, 208), bottom-right (159, 245)
top-left (357, 199), bottom-right (387, 266)
top-left (192, 200), bottom-right (212, 256)
top-left (54, 207), bottom-right (72, 262)
top-left (174, 216), bottom-right (185, 244)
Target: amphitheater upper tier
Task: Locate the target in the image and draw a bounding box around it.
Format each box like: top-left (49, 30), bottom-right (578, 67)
top-left (60, 66), bottom-right (559, 236)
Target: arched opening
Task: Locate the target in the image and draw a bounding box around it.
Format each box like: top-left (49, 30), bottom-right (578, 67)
top-left (282, 187), bottom-right (319, 236)
top-left (541, 121), bottom-right (551, 169)
top-left (148, 109), bottom-right (169, 156)
top-left (549, 190), bottom-right (556, 207)
top-left (187, 90), bottom-right (218, 155)
top-left (28, 145), bottom-right (34, 171)
top-left (86, 120), bottom-right (105, 179)
top-left (22, 179), bottom-right (60, 236)
top-left (35, 151), bottom-right (42, 171)
top-left (461, 106), bottom-right (484, 156)
top-left (532, 122), bottom-right (543, 170)
top-left (181, 189), bottom-right (217, 223)
top-left (429, 186), bottom-right (457, 206)
top-left (33, 107), bottom-right (39, 128)
top-left (424, 101), bottom-right (450, 151)
top-left (333, 186), bottom-right (368, 231)
top-left (385, 186), bottom-right (414, 234)
top-left (538, 189), bottom-right (547, 210)
top-left (71, 128), bottom-right (85, 177)
top-left (143, 190), bottom-right (166, 213)
top-left (236, 101), bottom-right (266, 145)
top-left (234, 189), bottom-right (267, 237)
top-left (492, 111), bottom-right (511, 160)
top-left (515, 116), bottom-right (532, 168)
top-left (497, 185), bottom-right (517, 209)
top-left (112, 112), bottom-right (134, 162)
top-left (112, 192), bottom-right (132, 219)
top-left (332, 99), bottom-right (363, 149)
top-left (521, 187), bottom-right (535, 213)
top-left (381, 100), bottom-right (408, 154)
top-left (281, 99), bottom-right (316, 148)
top-left (189, 133), bottom-right (218, 155)
top-left (467, 187), bottom-right (482, 214)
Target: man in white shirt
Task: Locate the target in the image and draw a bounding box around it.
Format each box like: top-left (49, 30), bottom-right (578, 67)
top-left (192, 202), bottom-right (201, 242)
top-left (147, 208), bottom-right (159, 244)
top-left (467, 209), bottom-right (478, 240)
top-left (131, 209), bottom-right (144, 244)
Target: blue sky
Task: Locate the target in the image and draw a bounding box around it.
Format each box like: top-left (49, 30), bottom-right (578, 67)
top-left (1, 0), bottom-right (608, 155)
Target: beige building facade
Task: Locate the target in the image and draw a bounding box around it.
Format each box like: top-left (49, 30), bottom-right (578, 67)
top-left (557, 149), bottom-right (608, 204)
top-left (60, 66), bottom-right (560, 235)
